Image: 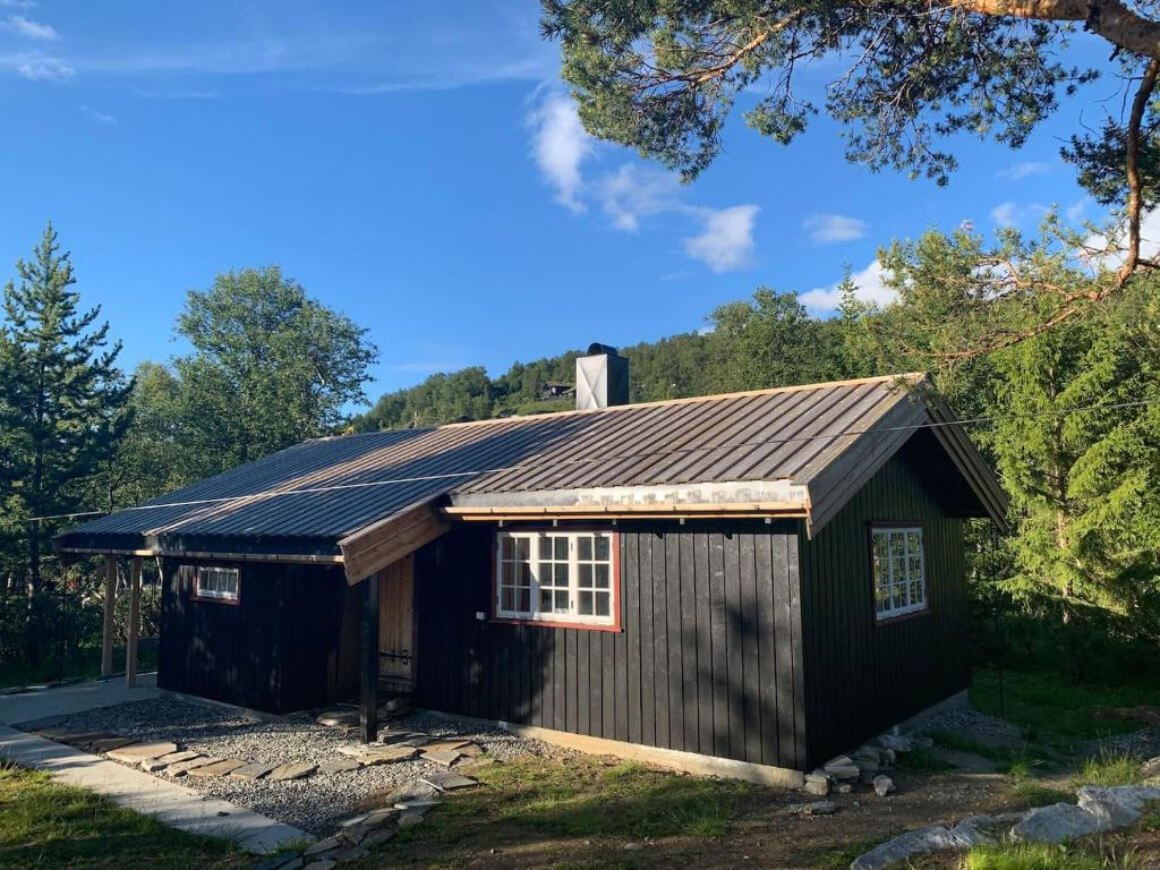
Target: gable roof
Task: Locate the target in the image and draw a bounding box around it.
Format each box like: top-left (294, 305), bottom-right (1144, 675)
top-left (57, 373), bottom-right (1007, 580)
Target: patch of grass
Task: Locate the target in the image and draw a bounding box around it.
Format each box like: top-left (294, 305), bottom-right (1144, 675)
top-left (377, 755), bottom-right (763, 866)
top-left (972, 668), bottom-right (1160, 746)
top-left (1079, 751), bottom-right (1143, 787)
top-left (964, 843), bottom-right (1109, 870)
top-left (0, 761), bottom-right (248, 868)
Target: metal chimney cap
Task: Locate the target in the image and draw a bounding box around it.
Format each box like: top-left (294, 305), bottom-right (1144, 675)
top-left (585, 342), bottom-right (620, 356)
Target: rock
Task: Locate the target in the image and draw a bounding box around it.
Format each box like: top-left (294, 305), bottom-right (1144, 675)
top-left (165, 756), bottom-right (212, 777)
top-left (422, 739), bottom-right (472, 754)
top-left (269, 761), bottom-right (319, 781)
top-left (458, 743), bottom-right (484, 758)
top-left (623, 843), bottom-right (643, 851)
top-left (187, 758), bottom-right (247, 778)
top-left (108, 741), bottom-right (179, 763)
top-left (422, 749), bottom-right (463, 767)
top-left (850, 825), bottom-right (968, 870)
top-left (141, 750), bottom-right (201, 772)
top-left (398, 811), bottom-right (425, 828)
top-left (1142, 756), bottom-right (1160, 779)
top-left (88, 736), bottom-right (138, 753)
top-left (395, 799), bottom-right (442, 811)
top-left (382, 697), bottom-right (410, 715)
top-left (787, 800), bottom-right (838, 816)
top-left (837, 783), bottom-right (853, 794)
top-left (279, 860), bottom-right (303, 870)
top-left (1010, 802), bottom-right (1104, 844)
top-left (387, 781), bottom-right (441, 803)
top-left (358, 746), bottom-right (419, 766)
top-left (316, 710), bottom-right (360, 728)
top-left (304, 836), bottom-right (342, 857)
top-left (804, 772), bottom-right (830, 796)
top-left (230, 761), bottom-right (280, 780)
top-left (882, 748), bottom-right (896, 766)
top-left (873, 775), bottom-right (895, 797)
top-left (1076, 785), bottom-right (1160, 830)
top-left (913, 735), bottom-right (934, 750)
top-left (362, 828), bottom-right (396, 848)
top-left (332, 847), bottom-right (367, 864)
top-left (303, 862), bottom-right (336, 870)
top-left (421, 771), bottom-right (478, 792)
top-left (823, 763), bottom-right (860, 781)
top-left (396, 736), bottom-right (431, 748)
top-left (337, 813), bottom-right (369, 829)
top-left (318, 758), bottom-right (361, 775)
top-left (876, 734), bottom-right (912, 752)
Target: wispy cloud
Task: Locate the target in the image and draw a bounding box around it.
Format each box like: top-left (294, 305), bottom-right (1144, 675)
top-left (0, 1), bottom-right (37, 8)
top-left (342, 56), bottom-right (548, 95)
top-left (16, 57), bottom-right (72, 80)
top-left (527, 90), bottom-right (593, 213)
top-left (132, 87), bottom-right (218, 100)
top-left (995, 161), bottom-right (1050, 181)
top-left (80, 105), bottom-right (116, 125)
top-left (597, 165), bottom-right (681, 231)
top-left (683, 205), bottom-right (760, 273)
top-left (803, 213), bottom-right (868, 245)
top-left (800, 259), bottom-right (896, 312)
top-left (990, 200), bottom-right (1048, 227)
top-left (2, 14), bottom-right (55, 39)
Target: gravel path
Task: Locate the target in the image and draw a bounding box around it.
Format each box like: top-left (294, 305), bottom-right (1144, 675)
top-left (45, 698), bottom-right (555, 835)
top-left (915, 707), bottom-right (1027, 750)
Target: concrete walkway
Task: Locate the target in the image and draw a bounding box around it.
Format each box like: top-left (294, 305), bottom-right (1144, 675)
top-left (0, 673), bottom-right (164, 727)
top-left (0, 676), bottom-right (313, 855)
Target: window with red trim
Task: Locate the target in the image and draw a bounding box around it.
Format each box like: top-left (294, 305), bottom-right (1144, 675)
top-left (496, 530), bottom-right (617, 627)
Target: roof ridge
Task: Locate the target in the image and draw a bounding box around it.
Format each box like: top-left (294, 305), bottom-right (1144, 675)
top-left (354, 372), bottom-right (926, 435)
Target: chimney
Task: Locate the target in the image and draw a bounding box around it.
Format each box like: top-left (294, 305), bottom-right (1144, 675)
top-left (576, 343), bottom-right (629, 410)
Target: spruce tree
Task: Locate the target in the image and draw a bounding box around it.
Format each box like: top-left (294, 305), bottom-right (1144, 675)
top-left (0, 224), bottom-right (131, 592)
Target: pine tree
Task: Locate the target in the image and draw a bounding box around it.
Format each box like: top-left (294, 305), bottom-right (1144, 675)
top-left (0, 224), bottom-right (132, 592)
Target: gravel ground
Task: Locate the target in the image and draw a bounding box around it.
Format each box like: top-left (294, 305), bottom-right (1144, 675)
top-left (45, 698), bottom-right (556, 835)
top-left (914, 707), bottom-right (1027, 749)
top-left (1082, 726), bottom-right (1160, 761)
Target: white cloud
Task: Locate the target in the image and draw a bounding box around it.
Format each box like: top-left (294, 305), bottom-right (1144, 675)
top-left (17, 57), bottom-right (71, 80)
top-left (990, 200), bottom-right (1047, 228)
top-left (132, 87), bottom-right (218, 100)
top-left (596, 165), bottom-right (682, 231)
top-left (527, 90), bottom-right (593, 213)
top-left (1065, 197), bottom-right (1090, 224)
top-left (683, 205), bottom-right (759, 273)
top-left (80, 105), bottom-right (116, 125)
top-left (995, 161), bottom-right (1050, 181)
top-left (800, 259), bottom-right (897, 312)
top-left (2, 14), bottom-right (55, 39)
top-left (803, 213), bottom-right (868, 244)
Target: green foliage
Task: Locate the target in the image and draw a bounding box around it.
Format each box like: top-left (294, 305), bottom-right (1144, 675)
top-left (1080, 751), bottom-right (1144, 787)
top-left (171, 266), bottom-right (377, 475)
top-left (0, 224), bottom-right (131, 592)
top-left (964, 843), bottom-right (1111, 870)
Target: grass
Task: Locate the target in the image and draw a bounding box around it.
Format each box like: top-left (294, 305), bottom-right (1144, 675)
top-left (972, 668), bottom-right (1160, 746)
top-left (0, 761), bottom-right (247, 868)
top-left (962, 843), bottom-right (1119, 870)
top-left (1079, 751), bottom-right (1144, 787)
top-left (1011, 780), bottom-right (1074, 808)
top-left (0, 643), bottom-right (158, 690)
top-left (371, 754), bottom-right (764, 867)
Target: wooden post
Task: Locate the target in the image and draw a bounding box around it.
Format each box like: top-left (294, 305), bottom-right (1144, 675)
top-left (126, 557), bottom-right (141, 688)
top-left (359, 574), bottom-right (380, 743)
top-left (101, 555), bottom-right (116, 678)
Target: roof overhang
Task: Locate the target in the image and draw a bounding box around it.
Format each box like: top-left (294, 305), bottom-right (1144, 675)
top-left (339, 500), bottom-right (451, 585)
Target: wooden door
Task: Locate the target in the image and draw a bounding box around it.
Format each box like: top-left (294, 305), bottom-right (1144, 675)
top-left (378, 555), bottom-right (415, 691)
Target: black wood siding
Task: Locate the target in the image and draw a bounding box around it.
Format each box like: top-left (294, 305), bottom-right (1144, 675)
top-left (413, 521), bottom-right (808, 770)
top-left (158, 560), bottom-right (359, 713)
top-left (798, 443), bottom-right (970, 766)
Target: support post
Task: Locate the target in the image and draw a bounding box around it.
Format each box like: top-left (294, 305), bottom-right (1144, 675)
top-left (126, 557), bottom-right (141, 688)
top-left (101, 555), bottom-right (116, 678)
top-left (360, 573), bottom-right (380, 743)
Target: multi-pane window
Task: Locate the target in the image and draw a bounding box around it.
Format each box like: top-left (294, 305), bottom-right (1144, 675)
top-left (871, 526), bottom-right (926, 622)
top-left (194, 566), bottom-right (240, 603)
top-left (497, 531), bottom-right (617, 627)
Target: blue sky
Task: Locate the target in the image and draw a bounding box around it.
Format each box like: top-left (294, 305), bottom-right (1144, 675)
top-left (0, 1), bottom-right (1125, 400)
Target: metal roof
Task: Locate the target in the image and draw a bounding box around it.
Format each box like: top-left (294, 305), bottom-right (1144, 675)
top-left (57, 373), bottom-right (1006, 556)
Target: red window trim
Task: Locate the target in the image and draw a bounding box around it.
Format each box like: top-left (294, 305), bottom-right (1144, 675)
top-left (191, 565), bottom-right (242, 606)
top-left (490, 527), bottom-right (623, 633)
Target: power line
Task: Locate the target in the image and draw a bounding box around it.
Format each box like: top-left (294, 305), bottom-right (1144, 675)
top-left (19, 395), bottom-right (1160, 524)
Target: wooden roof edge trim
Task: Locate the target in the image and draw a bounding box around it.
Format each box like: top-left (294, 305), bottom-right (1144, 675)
top-left (57, 546), bottom-right (345, 565)
top-left (353, 372), bottom-right (929, 436)
top-left (924, 397), bottom-right (1010, 531)
top-left (443, 502), bottom-right (808, 518)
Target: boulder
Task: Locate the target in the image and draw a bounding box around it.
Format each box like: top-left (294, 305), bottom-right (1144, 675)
top-left (1009, 803), bottom-right (1104, 844)
top-left (1076, 785), bottom-right (1160, 830)
top-left (787, 800), bottom-right (838, 816)
top-left (873, 775), bottom-right (895, 797)
top-left (803, 771), bottom-right (830, 796)
top-left (876, 734), bottom-right (912, 753)
top-left (1141, 756), bottom-right (1160, 780)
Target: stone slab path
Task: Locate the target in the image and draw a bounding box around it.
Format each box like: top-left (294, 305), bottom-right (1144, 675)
top-left (0, 725), bottom-right (311, 855)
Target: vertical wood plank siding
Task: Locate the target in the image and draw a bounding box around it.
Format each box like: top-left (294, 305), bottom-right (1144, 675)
top-left (413, 521), bottom-right (808, 770)
top-left (798, 446), bottom-right (970, 766)
top-left (158, 560), bottom-right (359, 713)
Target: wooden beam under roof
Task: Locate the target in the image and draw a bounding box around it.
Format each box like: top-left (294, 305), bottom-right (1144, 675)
top-left (339, 500), bottom-right (450, 585)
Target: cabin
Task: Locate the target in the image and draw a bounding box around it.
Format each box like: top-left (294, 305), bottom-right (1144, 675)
top-left (57, 347), bottom-right (1006, 781)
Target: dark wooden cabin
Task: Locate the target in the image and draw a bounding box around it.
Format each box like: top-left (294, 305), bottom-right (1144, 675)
top-left (59, 365), bottom-right (1005, 776)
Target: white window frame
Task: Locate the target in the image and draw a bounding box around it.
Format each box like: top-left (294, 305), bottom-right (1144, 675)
top-left (495, 530), bottom-right (617, 628)
top-left (194, 566), bottom-right (240, 603)
top-left (871, 525), bottom-right (927, 622)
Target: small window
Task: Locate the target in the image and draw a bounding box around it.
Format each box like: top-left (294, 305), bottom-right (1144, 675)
top-left (194, 566), bottom-right (240, 603)
top-left (871, 526), bottom-right (926, 622)
top-left (496, 531), bottom-right (618, 628)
